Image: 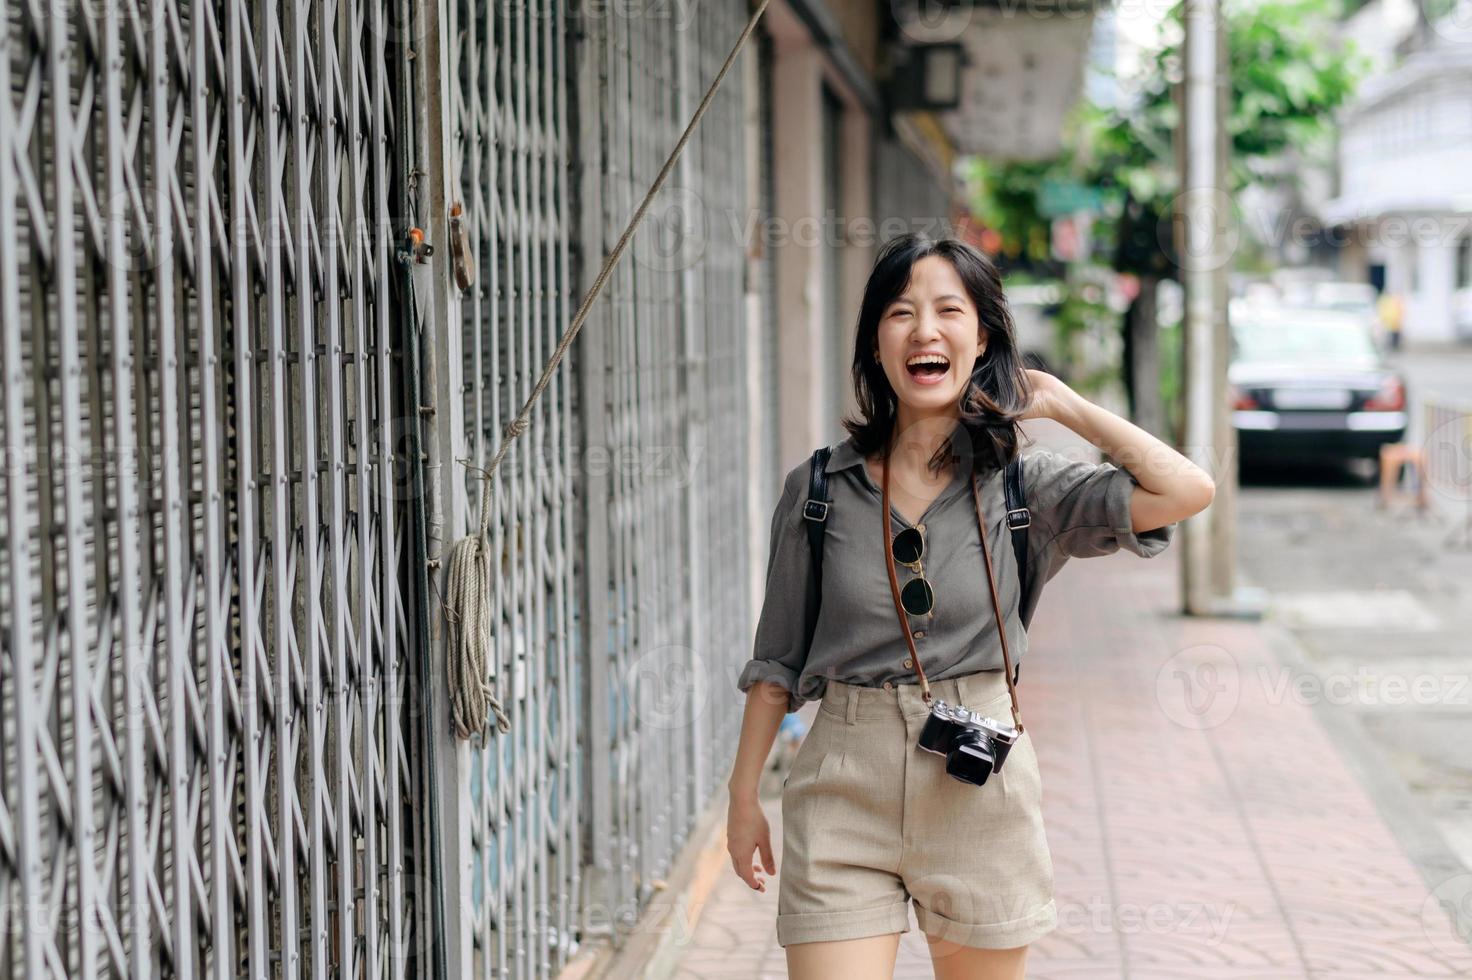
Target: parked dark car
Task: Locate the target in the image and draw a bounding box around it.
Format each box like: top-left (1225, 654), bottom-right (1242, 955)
top-left (1229, 308), bottom-right (1407, 467)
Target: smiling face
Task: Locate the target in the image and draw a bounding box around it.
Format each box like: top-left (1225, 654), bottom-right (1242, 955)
top-left (874, 255), bottom-right (985, 422)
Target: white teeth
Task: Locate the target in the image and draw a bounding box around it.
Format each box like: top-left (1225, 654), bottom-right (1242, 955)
top-left (906, 354), bottom-right (950, 368)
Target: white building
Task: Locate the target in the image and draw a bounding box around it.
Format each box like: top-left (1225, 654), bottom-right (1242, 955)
top-left (1321, 3), bottom-right (1472, 342)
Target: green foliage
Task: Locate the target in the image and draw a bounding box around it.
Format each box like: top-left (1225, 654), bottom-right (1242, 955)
top-left (1219, 0), bottom-right (1368, 175)
top-left (964, 0), bottom-right (1372, 420)
top-left (1157, 316), bottom-right (1185, 443)
top-left (966, 157), bottom-right (1061, 266)
top-left (966, 0), bottom-right (1372, 280)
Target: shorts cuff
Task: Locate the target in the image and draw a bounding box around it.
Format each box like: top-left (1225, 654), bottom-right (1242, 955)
top-left (913, 897), bottom-right (1057, 949)
top-left (776, 900), bottom-right (911, 947)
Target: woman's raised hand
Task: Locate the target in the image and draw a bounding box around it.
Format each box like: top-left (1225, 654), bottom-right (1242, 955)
top-left (1019, 368), bottom-right (1082, 424)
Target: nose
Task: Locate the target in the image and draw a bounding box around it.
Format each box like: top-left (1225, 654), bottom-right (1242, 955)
top-left (909, 306), bottom-right (943, 343)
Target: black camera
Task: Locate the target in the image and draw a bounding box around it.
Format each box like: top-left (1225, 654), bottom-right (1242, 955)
top-left (917, 698), bottom-right (1020, 786)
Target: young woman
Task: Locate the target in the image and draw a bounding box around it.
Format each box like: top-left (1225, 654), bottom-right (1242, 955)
top-left (726, 235), bottom-right (1216, 980)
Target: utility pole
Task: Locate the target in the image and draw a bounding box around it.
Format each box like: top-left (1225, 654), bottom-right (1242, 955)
top-left (1179, 0), bottom-right (1262, 618)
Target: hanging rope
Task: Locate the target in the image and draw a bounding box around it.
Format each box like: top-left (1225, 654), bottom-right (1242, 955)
top-left (446, 464), bottom-right (512, 739)
top-left (444, 0), bottom-right (772, 740)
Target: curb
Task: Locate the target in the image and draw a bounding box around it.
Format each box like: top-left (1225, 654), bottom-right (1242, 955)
top-left (1255, 614), bottom-right (1471, 894)
top-left (1238, 560), bottom-right (1470, 894)
top-left (556, 790), bottom-right (735, 980)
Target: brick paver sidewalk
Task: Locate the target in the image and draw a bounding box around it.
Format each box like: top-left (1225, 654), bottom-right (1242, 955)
top-left (674, 545), bottom-right (1472, 978)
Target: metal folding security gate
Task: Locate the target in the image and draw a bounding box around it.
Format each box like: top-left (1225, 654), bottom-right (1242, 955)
top-left (437, 0), bottom-right (582, 976)
top-left (571, 0), bottom-right (752, 953)
top-left (428, 0), bottom-right (755, 975)
top-left (0, 0), bottom-right (425, 975)
top-left (3, 0), bottom-right (758, 975)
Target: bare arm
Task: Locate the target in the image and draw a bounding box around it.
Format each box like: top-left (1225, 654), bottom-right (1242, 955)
top-left (1025, 369), bottom-right (1216, 531)
top-left (725, 681), bottom-right (788, 891)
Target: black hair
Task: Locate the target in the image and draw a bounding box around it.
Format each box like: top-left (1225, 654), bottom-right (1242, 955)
top-left (841, 234), bottom-right (1033, 474)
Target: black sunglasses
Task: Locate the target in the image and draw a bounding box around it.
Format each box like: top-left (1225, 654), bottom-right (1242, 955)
top-left (891, 524), bottom-right (935, 617)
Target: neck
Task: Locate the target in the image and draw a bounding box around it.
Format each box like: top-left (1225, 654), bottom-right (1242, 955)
top-left (890, 404), bottom-right (961, 471)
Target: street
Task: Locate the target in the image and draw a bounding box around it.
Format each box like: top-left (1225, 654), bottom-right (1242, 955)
top-left (1236, 339), bottom-right (1472, 886)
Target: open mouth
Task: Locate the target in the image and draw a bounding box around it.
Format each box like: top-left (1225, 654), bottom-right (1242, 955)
top-left (905, 353), bottom-right (951, 383)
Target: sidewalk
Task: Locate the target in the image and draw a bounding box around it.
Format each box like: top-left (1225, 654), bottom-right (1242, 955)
top-left (672, 544), bottom-right (1472, 978)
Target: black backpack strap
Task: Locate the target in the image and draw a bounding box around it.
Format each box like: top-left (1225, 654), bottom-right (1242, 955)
top-left (801, 447), bottom-right (832, 652)
top-left (1004, 455), bottom-right (1030, 685)
top-left (803, 447), bottom-right (833, 583)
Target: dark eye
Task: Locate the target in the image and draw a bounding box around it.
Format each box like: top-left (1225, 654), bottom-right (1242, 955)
top-left (942, 306), bottom-right (963, 314)
top-left (890, 309), bottom-right (912, 318)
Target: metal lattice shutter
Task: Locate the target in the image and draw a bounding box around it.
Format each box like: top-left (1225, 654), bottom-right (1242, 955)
top-left (570, 0), bottom-right (753, 958)
top-left (0, 0), bottom-right (424, 974)
top-left (442, 0), bottom-right (581, 975)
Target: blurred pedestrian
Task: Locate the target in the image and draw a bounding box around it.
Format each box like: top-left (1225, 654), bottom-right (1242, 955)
top-left (1377, 291), bottom-right (1404, 351)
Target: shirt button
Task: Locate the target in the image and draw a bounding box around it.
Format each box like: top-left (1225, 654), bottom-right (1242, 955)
top-left (903, 658), bottom-right (914, 669)
top-left (882, 681), bottom-right (893, 691)
top-left (913, 630), bottom-right (926, 639)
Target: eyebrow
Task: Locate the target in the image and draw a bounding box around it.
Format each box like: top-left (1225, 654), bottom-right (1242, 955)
top-left (889, 294), bottom-right (968, 307)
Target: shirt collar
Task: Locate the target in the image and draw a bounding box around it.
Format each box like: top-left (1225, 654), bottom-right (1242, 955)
top-left (824, 434), bottom-right (1002, 485)
top-left (824, 437), bottom-right (867, 474)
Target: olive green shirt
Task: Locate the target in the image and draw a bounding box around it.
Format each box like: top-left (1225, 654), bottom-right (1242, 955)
top-left (736, 436), bottom-right (1177, 712)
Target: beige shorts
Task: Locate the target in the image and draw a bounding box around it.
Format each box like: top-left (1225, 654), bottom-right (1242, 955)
top-left (777, 669), bottom-right (1057, 949)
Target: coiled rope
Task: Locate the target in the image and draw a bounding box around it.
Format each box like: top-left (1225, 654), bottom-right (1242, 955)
top-left (445, 0), bottom-right (772, 740)
top-left (445, 461), bottom-right (511, 739)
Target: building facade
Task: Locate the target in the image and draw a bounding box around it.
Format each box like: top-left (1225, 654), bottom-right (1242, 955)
top-left (1322, 5), bottom-right (1472, 342)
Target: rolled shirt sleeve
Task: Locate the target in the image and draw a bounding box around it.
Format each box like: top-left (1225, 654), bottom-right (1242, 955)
top-left (1029, 448), bottom-right (1176, 561)
top-left (736, 462), bottom-right (819, 713)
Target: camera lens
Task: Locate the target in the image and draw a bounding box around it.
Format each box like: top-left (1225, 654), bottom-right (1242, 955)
top-left (946, 728), bottom-right (997, 786)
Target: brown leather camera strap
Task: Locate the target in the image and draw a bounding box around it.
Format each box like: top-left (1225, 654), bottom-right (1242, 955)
top-left (881, 451), bottom-right (1025, 733)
